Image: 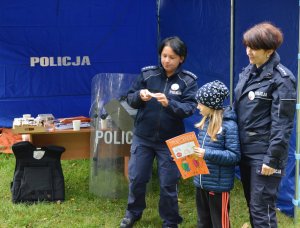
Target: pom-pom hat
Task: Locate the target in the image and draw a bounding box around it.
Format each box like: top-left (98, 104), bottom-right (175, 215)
top-left (195, 80), bottom-right (229, 110)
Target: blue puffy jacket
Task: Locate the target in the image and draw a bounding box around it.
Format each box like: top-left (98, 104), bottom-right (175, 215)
top-left (193, 107), bottom-right (241, 192)
top-left (127, 66), bottom-right (198, 142)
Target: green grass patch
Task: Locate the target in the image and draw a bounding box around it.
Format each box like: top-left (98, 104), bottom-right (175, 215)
top-left (0, 153), bottom-right (298, 227)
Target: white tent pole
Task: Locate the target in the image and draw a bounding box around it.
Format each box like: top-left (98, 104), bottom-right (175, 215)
top-left (293, 2), bottom-right (300, 224)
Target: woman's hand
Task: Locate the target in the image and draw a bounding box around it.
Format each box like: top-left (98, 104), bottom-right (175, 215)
top-left (193, 146), bottom-right (205, 158)
top-left (151, 93), bottom-right (169, 107)
top-left (140, 89), bottom-right (152, 101)
top-left (261, 164), bottom-right (275, 176)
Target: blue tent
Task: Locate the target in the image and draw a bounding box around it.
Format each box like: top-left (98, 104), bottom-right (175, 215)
top-left (0, 1), bottom-right (157, 126)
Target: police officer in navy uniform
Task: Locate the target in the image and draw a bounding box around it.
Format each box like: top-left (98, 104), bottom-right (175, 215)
top-left (120, 36), bottom-right (198, 228)
top-left (234, 22), bottom-right (296, 227)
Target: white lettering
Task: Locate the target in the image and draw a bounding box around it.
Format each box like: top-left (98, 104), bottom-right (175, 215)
top-left (114, 131), bottom-right (121, 144)
top-left (125, 131), bottom-right (133, 144)
top-left (96, 131), bottom-right (103, 141)
top-left (57, 57), bottom-right (62, 66)
top-left (81, 56), bottom-right (91, 65)
top-left (30, 56), bottom-right (91, 67)
top-left (40, 57), bottom-right (49, 67)
top-left (255, 91), bottom-right (267, 97)
top-left (95, 130), bottom-right (133, 145)
top-left (72, 56), bottom-right (81, 66)
top-left (62, 56), bottom-right (71, 66)
top-left (104, 131), bottom-right (113, 144)
top-left (30, 57), bottom-right (39, 67)
top-left (49, 57), bottom-right (57, 66)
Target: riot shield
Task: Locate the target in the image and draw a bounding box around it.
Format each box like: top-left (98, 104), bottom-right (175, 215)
top-left (89, 73), bottom-right (137, 198)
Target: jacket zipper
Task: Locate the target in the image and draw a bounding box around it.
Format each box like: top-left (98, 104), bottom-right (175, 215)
top-left (156, 78), bottom-right (169, 139)
top-left (199, 129), bottom-right (208, 189)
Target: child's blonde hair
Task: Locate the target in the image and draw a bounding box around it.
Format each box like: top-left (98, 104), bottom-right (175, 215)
top-left (195, 108), bottom-right (224, 141)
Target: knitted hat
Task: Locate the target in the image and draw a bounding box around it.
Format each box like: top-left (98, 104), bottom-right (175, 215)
top-left (195, 80), bottom-right (229, 110)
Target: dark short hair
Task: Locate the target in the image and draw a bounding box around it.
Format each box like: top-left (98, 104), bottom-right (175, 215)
top-left (158, 36), bottom-right (187, 62)
top-left (243, 22), bottom-right (283, 50)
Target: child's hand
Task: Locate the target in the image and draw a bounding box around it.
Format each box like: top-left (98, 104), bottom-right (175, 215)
top-left (193, 146), bottom-right (205, 158)
top-left (170, 153), bottom-right (176, 161)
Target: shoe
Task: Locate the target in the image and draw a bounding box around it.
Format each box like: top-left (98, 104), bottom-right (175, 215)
top-left (120, 216), bottom-right (140, 228)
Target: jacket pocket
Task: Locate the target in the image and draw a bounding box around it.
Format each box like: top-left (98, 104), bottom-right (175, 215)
top-left (128, 144), bottom-right (138, 181)
top-left (279, 98), bottom-right (296, 119)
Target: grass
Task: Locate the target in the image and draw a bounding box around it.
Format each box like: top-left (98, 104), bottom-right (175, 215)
top-left (0, 153), bottom-right (298, 228)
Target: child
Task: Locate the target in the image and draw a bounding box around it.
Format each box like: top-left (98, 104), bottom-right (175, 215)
top-left (193, 80), bottom-right (240, 228)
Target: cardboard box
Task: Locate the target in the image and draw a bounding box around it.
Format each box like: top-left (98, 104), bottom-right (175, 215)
top-left (12, 124), bottom-right (46, 134)
top-left (12, 118), bottom-right (46, 134)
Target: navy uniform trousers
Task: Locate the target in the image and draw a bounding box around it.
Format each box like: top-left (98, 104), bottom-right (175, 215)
top-left (240, 163), bottom-right (282, 228)
top-left (125, 135), bottom-right (182, 227)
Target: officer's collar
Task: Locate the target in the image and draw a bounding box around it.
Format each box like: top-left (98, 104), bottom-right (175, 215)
top-left (250, 56), bottom-right (271, 75)
top-left (161, 65), bottom-right (182, 78)
top-left (250, 52), bottom-right (279, 77)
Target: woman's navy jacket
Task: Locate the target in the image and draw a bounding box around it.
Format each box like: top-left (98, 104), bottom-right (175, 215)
top-left (234, 52), bottom-right (296, 169)
top-left (127, 66), bottom-right (198, 142)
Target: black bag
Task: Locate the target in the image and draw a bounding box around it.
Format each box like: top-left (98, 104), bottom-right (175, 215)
top-left (11, 141), bottom-right (65, 203)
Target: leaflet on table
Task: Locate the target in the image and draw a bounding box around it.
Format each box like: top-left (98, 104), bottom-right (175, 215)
top-left (55, 122), bottom-right (90, 130)
top-left (58, 116), bottom-right (90, 124)
top-left (166, 131), bottom-right (209, 179)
